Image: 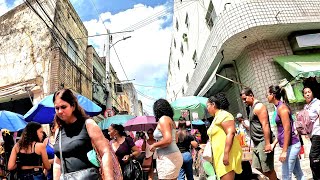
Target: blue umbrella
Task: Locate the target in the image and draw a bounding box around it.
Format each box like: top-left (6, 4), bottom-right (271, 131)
top-left (0, 111), bottom-right (27, 132)
top-left (98, 115), bottom-right (135, 130)
top-left (192, 119), bottom-right (205, 125)
top-left (24, 94), bottom-right (102, 124)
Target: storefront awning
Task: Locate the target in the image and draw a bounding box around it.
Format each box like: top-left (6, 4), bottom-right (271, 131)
top-left (274, 53), bottom-right (320, 79)
top-left (197, 60), bottom-right (221, 96)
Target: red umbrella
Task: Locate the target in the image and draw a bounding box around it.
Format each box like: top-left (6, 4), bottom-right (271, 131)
top-left (124, 116), bottom-right (157, 131)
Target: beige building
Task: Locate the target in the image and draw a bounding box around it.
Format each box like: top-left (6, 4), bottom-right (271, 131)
top-left (0, 0), bottom-right (92, 115)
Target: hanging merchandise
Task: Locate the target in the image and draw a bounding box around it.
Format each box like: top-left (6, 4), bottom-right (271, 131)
top-left (279, 79), bottom-right (296, 103)
top-left (292, 82), bottom-right (305, 103)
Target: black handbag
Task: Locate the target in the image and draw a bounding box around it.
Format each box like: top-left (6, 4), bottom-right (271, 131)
top-left (123, 159), bottom-right (142, 180)
top-left (59, 129), bottom-right (101, 180)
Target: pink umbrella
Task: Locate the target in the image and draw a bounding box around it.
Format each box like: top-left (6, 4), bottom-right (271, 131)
top-left (124, 116), bottom-right (157, 131)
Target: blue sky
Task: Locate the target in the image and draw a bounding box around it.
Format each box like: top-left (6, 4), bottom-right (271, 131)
top-left (71, 0), bottom-right (169, 21)
top-left (70, 0), bottom-right (172, 114)
top-left (1, 0), bottom-right (173, 114)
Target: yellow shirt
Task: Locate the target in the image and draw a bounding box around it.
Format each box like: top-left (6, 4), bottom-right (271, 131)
top-left (207, 110), bottom-right (242, 178)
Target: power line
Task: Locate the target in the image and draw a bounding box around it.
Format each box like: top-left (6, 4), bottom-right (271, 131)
top-left (88, 0), bottom-right (108, 32)
top-left (23, 0), bottom-right (103, 92)
top-left (74, 30), bottom-right (134, 40)
top-left (112, 46), bottom-right (130, 80)
top-left (29, 0), bottom-right (92, 80)
top-left (112, 0), bottom-right (197, 40)
top-left (136, 90), bottom-right (157, 101)
top-left (133, 83), bottom-right (166, 88)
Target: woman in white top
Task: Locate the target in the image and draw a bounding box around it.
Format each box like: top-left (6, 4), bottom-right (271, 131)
top-left (302, 87), bottom-right (320, 180)
top-left (145, 128), bottom-right (156, 180)
top-left (150, 99), bottom-right (183, 180)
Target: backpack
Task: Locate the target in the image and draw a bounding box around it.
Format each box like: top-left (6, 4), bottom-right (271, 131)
top-left (295, 109), bottom-right (313, 135)
top-left (295, 100), bottom-right (319, 135)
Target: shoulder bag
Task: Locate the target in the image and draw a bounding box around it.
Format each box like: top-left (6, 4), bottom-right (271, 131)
top-left (59, 129), bottom-right (101, 180)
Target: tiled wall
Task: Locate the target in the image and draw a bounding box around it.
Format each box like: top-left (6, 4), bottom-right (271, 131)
top-left (237, 39), bottom-right (296, 111)
top-left (223, 83), bottom-right (241, 116)
top-left (187, 0), bottom-right (320, 95)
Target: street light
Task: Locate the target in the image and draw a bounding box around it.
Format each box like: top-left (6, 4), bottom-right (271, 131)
top-left (105, 32), bottom-right (132, 109)
top-left (118, 79), bottom-right (135, 83)
top-left (110, 36), bottom-right (132, 49)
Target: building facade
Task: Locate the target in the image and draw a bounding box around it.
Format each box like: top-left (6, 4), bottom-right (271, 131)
top-left (166, 0), bottom-right (211, 102)
top-left (122, 83), bottom-right (139, 116)
top-left (0, 0), bottom-right (92, 115)
top-left (168, 0), bottom-right (320, 116)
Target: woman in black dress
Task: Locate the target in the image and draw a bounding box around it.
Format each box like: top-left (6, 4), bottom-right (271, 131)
top-left (52, 89), bottom-right (121, 179)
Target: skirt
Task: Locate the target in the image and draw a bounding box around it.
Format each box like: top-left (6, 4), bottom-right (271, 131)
top-left (156, 151), bottom-right (183, 179)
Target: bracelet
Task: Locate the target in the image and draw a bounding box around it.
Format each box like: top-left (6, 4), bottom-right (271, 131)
top-left (129, 153), bottom-right (133, 158)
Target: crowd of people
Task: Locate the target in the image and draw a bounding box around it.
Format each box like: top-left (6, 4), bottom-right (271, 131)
top-left (0, 83), bottom-right (319, 180)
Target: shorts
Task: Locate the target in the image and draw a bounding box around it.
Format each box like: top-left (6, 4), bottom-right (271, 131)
top-left (252, 140), bottom-right (274, 172)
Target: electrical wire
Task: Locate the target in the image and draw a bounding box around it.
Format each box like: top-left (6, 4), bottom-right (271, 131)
top-left (133, 83), bottom-right (166, 88)
top-left (112, 46), bottom-right (130, 80)
top-left (112, 0), bottom-right (198, 40)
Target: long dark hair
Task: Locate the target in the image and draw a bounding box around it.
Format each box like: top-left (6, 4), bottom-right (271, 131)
top-left (110, 124), bottom-right (127, 137)
top-left (177, 119), bottom-right (187, 143)
top-left (268, 85), bottom-right (288, 103)
top-left (153, 99), bottom-right (174, 122)
top-left (53, 89), bottom-right (89, 126)
top-left (18, 122), bottom-right (42, 150)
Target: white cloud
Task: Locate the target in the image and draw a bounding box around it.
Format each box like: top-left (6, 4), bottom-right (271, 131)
top-left (0, 0), bottom-right (24, 16)
top-left (0, 0), bottom-right (10, 16)
top-left (83, 4), bottom-right (172, 114)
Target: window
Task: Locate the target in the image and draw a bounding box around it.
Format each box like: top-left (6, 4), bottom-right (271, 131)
top-left (192, 50), bottom-right (197, 68)
top-left (173, 39), bottom-right (176, 48)
top-left (185, 13), bottom-right (189, 28)
top-left (182, 87), bottom-right (185, 95)
top-left (176, 18), bottom-right (179, 31)
top-left (178, 60), bottom-right (180, 70)
top-left (182, 33), bottom-right (188, 42)
top-left (67, 36), bottom-right (77, 63)
top-left (186, 74), bottom-right (189, 83)
top-left (205, 1), bottom-right (216, 30)
top-left (93, 67), bottom-right (102, 83)
top-left (180, 43), bottom-right (184, 55)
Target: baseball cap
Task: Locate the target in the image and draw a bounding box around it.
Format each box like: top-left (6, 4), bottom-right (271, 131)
top-left (236, 113), bottom-right (243, 119)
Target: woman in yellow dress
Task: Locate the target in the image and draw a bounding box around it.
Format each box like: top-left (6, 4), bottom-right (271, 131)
top-left (206, 93), bottom-right (242, 179)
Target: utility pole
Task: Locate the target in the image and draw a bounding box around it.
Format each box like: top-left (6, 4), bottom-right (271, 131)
top-left (105, 30), bottom-right (132, 111)
top-left (105, 29), bottom-right (112, 110)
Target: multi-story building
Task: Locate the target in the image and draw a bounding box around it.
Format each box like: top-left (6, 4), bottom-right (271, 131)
top-left (168, 0), bottom-right (320, 116)
top-left (166, 0), bottom-right (211, 102)
top-left (122, 83), bottom-right (139, 116)
top-left (138, 100), bottom-right (144, 116)
top-left (87, 46), bottom-right (107, 120)
top-left (0, 0), bottom-right (92, 115)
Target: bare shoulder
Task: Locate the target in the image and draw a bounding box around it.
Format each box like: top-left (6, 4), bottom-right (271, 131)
top-left (253, 102), bottom-right (266, 114)
top-left (158, 116), bottom-right (172, 124)
top-left (36, 142), bottom-right (46, 149)
top-left (85, 118), bottom-right (96, 125)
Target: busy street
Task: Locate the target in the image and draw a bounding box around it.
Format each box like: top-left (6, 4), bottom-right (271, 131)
top-left (1, 0), bottom-right (320, 180)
